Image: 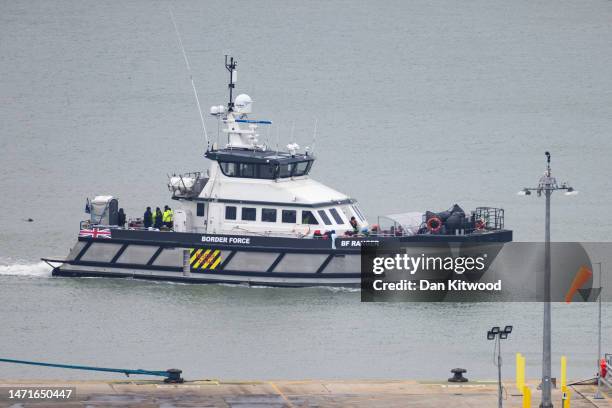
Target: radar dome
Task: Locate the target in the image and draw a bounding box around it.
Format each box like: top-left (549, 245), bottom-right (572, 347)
top-left (234, 94), bottom-right (253, 114)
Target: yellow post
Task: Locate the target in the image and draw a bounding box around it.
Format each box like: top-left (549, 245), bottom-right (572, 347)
top-left (561, 385), bottom-right (571, 408)
top-left (516, 353), bottom-right (523, 392)
top-left (522, 385), bottom-right (531, 408)
top-left (516, 353), bottom-right (522, 390)
top-left (516, 354), bottom-right (525, 392)
top-left (560, 356), bottom-right (567, 389)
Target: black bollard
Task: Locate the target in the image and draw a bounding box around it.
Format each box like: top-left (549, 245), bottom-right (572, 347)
top-left (164, 368), bottom-right (184, 383)
top-left (448, 368), bottom-right (468, 382)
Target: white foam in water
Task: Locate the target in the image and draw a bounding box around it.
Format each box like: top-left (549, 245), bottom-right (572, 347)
top-left (0, 261), bottom-right (52, 277)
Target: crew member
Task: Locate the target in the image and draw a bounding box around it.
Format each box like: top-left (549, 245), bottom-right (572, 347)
top-left (163, 205), bottom-right (174, 229)
top-left (154, 207), bottom-right (163, 229)
top-left (143, 207), bottom-right (153, 229)
top-left (118, 208), bottom-right (126, 228)
top-left (350, 216), bottom-right (359, 234)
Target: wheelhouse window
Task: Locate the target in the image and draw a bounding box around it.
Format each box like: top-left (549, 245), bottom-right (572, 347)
top-left (279, 163), bottom-right (295, 178)
top-left (196, 203), bottom-right (205, 217)
top-left (317, 209), bottom-right (332, 225)
top-left (225, 206), bottom-right (237, 220)
top-left (219, 160), bottom-right (312, 179)
top-left (239, 163), bottom-right (255, 178)
top-left (241, 207), bottom-right (256, 221)
top-left (293, 161), bottom-right (311, 177)
top-left (262, 208), bottom-right (277, 222)
top-left (329, 208), bottom-right (344, 224)
top-left (259, 164), bottom-right (277, 179)
top-left (220, 162), bottom-right (238, 177)
top-left (282, 209), bottom-right (296, 223)
top-left (301, 210), bottom-right (319, 225)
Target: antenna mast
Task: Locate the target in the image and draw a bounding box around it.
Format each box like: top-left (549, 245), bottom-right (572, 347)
top-left (225, 55), bottom-right (237, 111)
top-left (168, 6), bottom-right (209, 149)
top-left (311, 118), bottom-right (318, 155)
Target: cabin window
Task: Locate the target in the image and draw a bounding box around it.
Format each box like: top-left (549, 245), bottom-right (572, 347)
top-left (329, 208), bottom-right (344, 224)
top-left (301, 210), bottom-right (319, 225)
top-left (282, 209), bottom-right (296, 223)
top-left (240, 163), bottom-right (255, 178)
top-left (225, 206), bottom-right (237, 220)
top-left (293, 161), bottom-right (310, 177)
top-left (259, 164), bottom-right (277, 179)
top-left (279, 163), bottom-right (295, 178)
top-left (262, 208), bottom-right (277, 222)
top-left (317, 210), bottom-right (332, 225)
top-left (197, 203), bottom-right (205, 217)
top-left (220, 162), bottom-right (238, 177)
top-left (219, 161), bottom-right (311, 179)
top-left (242, 207), bottom-right (256, 221)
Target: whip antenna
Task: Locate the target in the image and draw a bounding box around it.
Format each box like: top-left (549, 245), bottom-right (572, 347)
top-left (168, 6), bottom-right (209, 148)
top-left (311, 118), bottom-right (318, 155)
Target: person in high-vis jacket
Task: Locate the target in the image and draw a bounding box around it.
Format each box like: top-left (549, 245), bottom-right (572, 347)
top-left (162, 205), bottom-right (174, 229)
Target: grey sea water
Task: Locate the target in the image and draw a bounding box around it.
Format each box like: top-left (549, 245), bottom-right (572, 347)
top-left (0, 0), bottom-right (611, 380)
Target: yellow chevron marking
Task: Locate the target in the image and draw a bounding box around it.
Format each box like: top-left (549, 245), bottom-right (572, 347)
top-left (190, 248), bottom-right (203, 264)
top-left (201, 250), bottom-right (220, 269)
top-left (209, 255), bottom-right (222, 270)
top-left (193, 249), bottom-right (211, 269)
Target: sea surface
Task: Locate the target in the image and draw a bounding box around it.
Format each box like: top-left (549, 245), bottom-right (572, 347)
top-left (0, 0), bottom-right (611, 380)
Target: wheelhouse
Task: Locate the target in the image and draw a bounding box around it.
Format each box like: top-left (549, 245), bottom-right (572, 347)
top-left (206, 149), bottom-right (315, 180)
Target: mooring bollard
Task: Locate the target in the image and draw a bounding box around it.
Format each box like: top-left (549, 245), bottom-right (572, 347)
top-left (522, 385), bottom-right (531, 408)
top-left (448, 368), bottom-right (468, 382)
top-left (165, 368), bottom-right (184, 383)
top-left (516, 353), bottom-right (525, 392)
top-left (560, 356), bottom-right (567, 389)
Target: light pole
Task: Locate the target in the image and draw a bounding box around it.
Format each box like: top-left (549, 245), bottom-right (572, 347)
top-left (488, 325), bottom-right (513, 408)
top-left (594, 262), bottom-right (604, 400)
top-left (519, 152), bottom-right (577, 408)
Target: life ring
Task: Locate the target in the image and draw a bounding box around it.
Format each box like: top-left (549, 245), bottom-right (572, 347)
top-left (426, 216), bottom-right (442, 233)
top-left (475, 219), bottom-right (486, 231)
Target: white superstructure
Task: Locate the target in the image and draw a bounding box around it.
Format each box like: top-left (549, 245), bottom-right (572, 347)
top-left (169, 57), bottom-right (368, 237)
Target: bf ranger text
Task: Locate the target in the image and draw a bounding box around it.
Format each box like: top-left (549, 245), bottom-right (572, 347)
top-left (372, 279), bottom-right (502, 291)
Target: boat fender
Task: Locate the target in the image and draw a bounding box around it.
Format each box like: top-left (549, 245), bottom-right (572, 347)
top-left (426, 216), bottom-right (442, 233)
top-left (601, 358), bottom-right (607, 379)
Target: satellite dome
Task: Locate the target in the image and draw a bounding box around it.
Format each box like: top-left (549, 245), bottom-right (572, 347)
top-left (234, 94), bottom-right (253, 114)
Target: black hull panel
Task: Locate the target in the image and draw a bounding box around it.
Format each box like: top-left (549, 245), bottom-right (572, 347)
top-left (49, 229), bottom-right (512, 287)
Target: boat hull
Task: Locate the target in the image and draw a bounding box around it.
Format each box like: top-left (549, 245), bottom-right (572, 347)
top-left (51, 229), bottom-right (512, 287)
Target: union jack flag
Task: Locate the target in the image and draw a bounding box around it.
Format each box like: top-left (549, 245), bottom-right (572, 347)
top-left (79, 228), bottom-right (112, 239)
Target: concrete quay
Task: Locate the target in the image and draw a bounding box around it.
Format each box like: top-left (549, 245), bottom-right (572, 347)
top-left (0, 378), bottom-right (609, 407)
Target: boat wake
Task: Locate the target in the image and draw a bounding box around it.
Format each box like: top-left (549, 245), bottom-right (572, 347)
top-left (0, 261), bottom-right (53, 277)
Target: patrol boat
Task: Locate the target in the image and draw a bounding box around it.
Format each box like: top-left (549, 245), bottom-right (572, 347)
top-left (43, 57), bottom-right (512, 287)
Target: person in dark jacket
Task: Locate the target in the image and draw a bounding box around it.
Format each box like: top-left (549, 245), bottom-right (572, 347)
top-left (350, 216), bottom-right (359, 234)
top-left (118, 208), bottom-right (126, 228)
top-left (143, 207), bottom-right (153, 229)
top-left (154, 207), bottom-right (163, 229)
